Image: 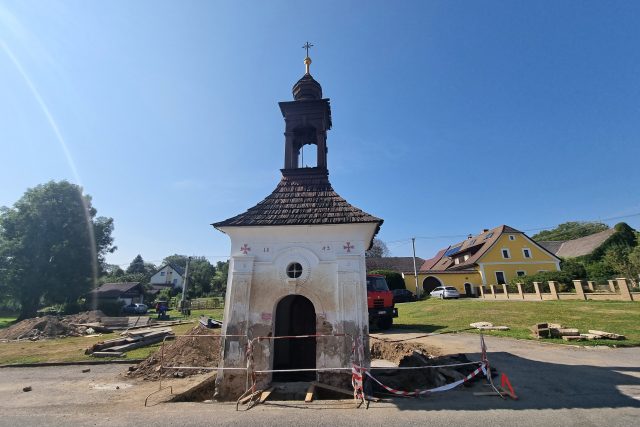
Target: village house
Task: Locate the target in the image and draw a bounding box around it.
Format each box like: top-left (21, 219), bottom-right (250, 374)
top-left (365, 256), bottom-right (425, 274)
top-left (403, 225), bottom-right (561, 297)
top-left (149, 263), bottom-right (185, 290)
top-left (88, 282), bottom-right (145, 306)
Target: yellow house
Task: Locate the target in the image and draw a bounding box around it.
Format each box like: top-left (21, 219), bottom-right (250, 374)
top-left (403, 225), bottom-right (560, 297)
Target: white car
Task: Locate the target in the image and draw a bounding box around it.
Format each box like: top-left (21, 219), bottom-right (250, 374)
top-left (430, 286), bottom-right (460, 299)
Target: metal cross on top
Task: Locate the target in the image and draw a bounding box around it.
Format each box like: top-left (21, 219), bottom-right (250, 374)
top-left (302, 41), bottom-right (314, 57)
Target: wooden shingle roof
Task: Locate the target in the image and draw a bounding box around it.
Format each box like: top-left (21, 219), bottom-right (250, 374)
top-left (212, 168), bottom-right (383, 233)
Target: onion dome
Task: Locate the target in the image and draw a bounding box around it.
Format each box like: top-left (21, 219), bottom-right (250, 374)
top-left (292, 56), bottom-right (323, 100)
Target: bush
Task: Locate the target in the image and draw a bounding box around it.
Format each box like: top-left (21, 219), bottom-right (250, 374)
top-left (560, 258), bottom-right (587, 280)
top-left (508, 271), bottom-right (574, 293)
top-left (368, 270), bottom-right (406, 290)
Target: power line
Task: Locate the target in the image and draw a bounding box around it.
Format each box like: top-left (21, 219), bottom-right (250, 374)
top-left (385, 211), bottom-right (640, 246)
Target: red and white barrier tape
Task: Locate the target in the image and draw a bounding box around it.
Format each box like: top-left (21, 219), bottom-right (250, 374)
top-left (363, 362), bottom-right (487, 397)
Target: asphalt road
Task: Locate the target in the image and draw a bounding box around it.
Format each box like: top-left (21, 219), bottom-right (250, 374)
top-left (1, 331), bottom-right (639, 427)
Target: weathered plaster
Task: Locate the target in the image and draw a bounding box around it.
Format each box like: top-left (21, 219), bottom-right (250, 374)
top-left (214, 223), bottom-right (375, 399)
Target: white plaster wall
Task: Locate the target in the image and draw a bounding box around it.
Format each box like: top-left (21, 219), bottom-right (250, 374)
top-left (215, 223), bottom-right (377, 396)
top-left (149, 266), bottom-right (184, 289)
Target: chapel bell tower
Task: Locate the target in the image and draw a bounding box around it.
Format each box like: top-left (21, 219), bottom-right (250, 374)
top-left (212, 44), bottom-right (382, 400)
top-left (280, 43), bottom-right (332, 171)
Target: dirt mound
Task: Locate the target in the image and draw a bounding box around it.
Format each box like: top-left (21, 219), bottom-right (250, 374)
top-left (370, 340), bottom-right (437, 365)
top-left (0, 310), bottom-right (106, 341)
top-left (64, 310), bottom-right (105, 324)
top-left (369, 339), bottom-right (481, 395)
top-left (127, 324), bottom-right (221, 380)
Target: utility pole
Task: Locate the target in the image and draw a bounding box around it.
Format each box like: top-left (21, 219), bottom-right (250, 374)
top-left (180, 256), bottom-right (192, 315)
top-left (411, 237), bottom-right (420, 298)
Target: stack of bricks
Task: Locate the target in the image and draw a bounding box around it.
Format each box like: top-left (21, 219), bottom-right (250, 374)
top-left (531, 322), bottom-right (551, 338)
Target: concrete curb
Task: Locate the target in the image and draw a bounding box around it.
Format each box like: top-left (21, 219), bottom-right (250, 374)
top-left (0, 359), bottom-right (144, 368)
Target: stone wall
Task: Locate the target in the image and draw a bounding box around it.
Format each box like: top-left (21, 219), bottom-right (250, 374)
top-left (479, 278), bottom-right (638, 302)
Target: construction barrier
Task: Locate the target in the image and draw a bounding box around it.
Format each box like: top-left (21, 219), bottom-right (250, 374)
top-left (145, 330), bottom-right (512, 408)
top-left (237, 333), bottom-right (356, 409)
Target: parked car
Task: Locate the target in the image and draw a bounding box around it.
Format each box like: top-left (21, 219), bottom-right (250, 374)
top-left (122, 303), bottom-right (148, 314)
top-left (430, 286), bottom-right (460, 299)
top-left (392, 289), bottom-right (417, 303)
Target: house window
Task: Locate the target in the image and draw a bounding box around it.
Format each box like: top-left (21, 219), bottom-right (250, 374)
top-left (523, 248), bottom-right (532, 258)
top-left (173, 278), bottom-right (177, 284)
top-left (501, 249), bottom-right (511, 259)
top-left (517, 271), bottom-right (526, 277)
top-left (509, 235), bottom-right (515, 241)
top-left (464, 254), bottom-right (470, 261)
top-left (495, 271), bottom-right (506, 284)
top-left (160, 272), bottom-right (165, 276)
top-left (454, 258), bottom-right (460, 265)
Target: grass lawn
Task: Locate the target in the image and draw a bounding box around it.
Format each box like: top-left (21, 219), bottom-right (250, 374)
top-left (0, 308), bottom-right (224, 365)
top-left (395, 298), bottom-right (640, 346)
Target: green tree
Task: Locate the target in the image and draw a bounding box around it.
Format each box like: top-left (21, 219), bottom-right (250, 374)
top-left (629, 245), bottom-right (640, 285)
top-left (601, 245), bottom-right (637, 285)
top-left (126, 254), bottom-right (147, 274)
top-left (163, 254), bottom-right (188, 269)
top-left (508, 271), bottom-right (573, 293)
top-left (560, 258), bottom-right (587, 279)
top-left (163, 255), bottom-right (217, 298)
top-left (588, 222), bottom-right (637, 261)
top-left (211, 260), bottom-right (229, 295)
top-left (532, 221), bottom-right (609, 241)
top-left (368, 269), bottom-right (405, 290)
top-left (585, 261), bottom-right (617, 284)
top-left (0, 181), bottom-right (115, 319)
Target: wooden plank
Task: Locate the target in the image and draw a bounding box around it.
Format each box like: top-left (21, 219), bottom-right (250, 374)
top-left (122, 327), bottom-right (172, 337)
top-left (238, 390), bottom-right (262, 405)
top-left (304, 384), bottom-right (315, 403)
top-left (259, 387), bottom-right (274, 403)
top-left (91, 351), bottom-right (125, 358)
top-left (106, 334), bottom-right (171, 352)
top-left (310, 381), bottom-right (353, 397)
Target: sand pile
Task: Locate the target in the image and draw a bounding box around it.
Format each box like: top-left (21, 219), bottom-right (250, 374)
top-left (0, 310), bottom-right (106, 341)
top-left (127, 324), bottom-right (221, 380)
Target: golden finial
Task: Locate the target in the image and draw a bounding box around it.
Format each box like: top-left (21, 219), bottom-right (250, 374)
top-left (302, 41), bottom-right (313, 74)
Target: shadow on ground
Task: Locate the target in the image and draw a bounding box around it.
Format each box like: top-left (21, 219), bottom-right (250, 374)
top-left (369, 351), bottom-right (640, 411)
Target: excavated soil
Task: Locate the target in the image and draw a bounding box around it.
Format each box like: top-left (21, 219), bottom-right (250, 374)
top-left (369, 339), bottom-right (481, 394)
top-left (370, 340), bottom-right (440, 364)
top-left (128, 325), bottom-right (221, 380)
top-left (0, 311), bottom-right (106, 341)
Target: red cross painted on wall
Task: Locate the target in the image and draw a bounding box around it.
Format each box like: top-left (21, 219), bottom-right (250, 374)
top-left (343, 242), bottom-right (354, 253)
top-left (240, 244), bottom-right (251, 255)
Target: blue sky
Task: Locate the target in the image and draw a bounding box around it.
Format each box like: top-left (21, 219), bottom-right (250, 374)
top-left (1, 0), bottom-right (639, 268)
